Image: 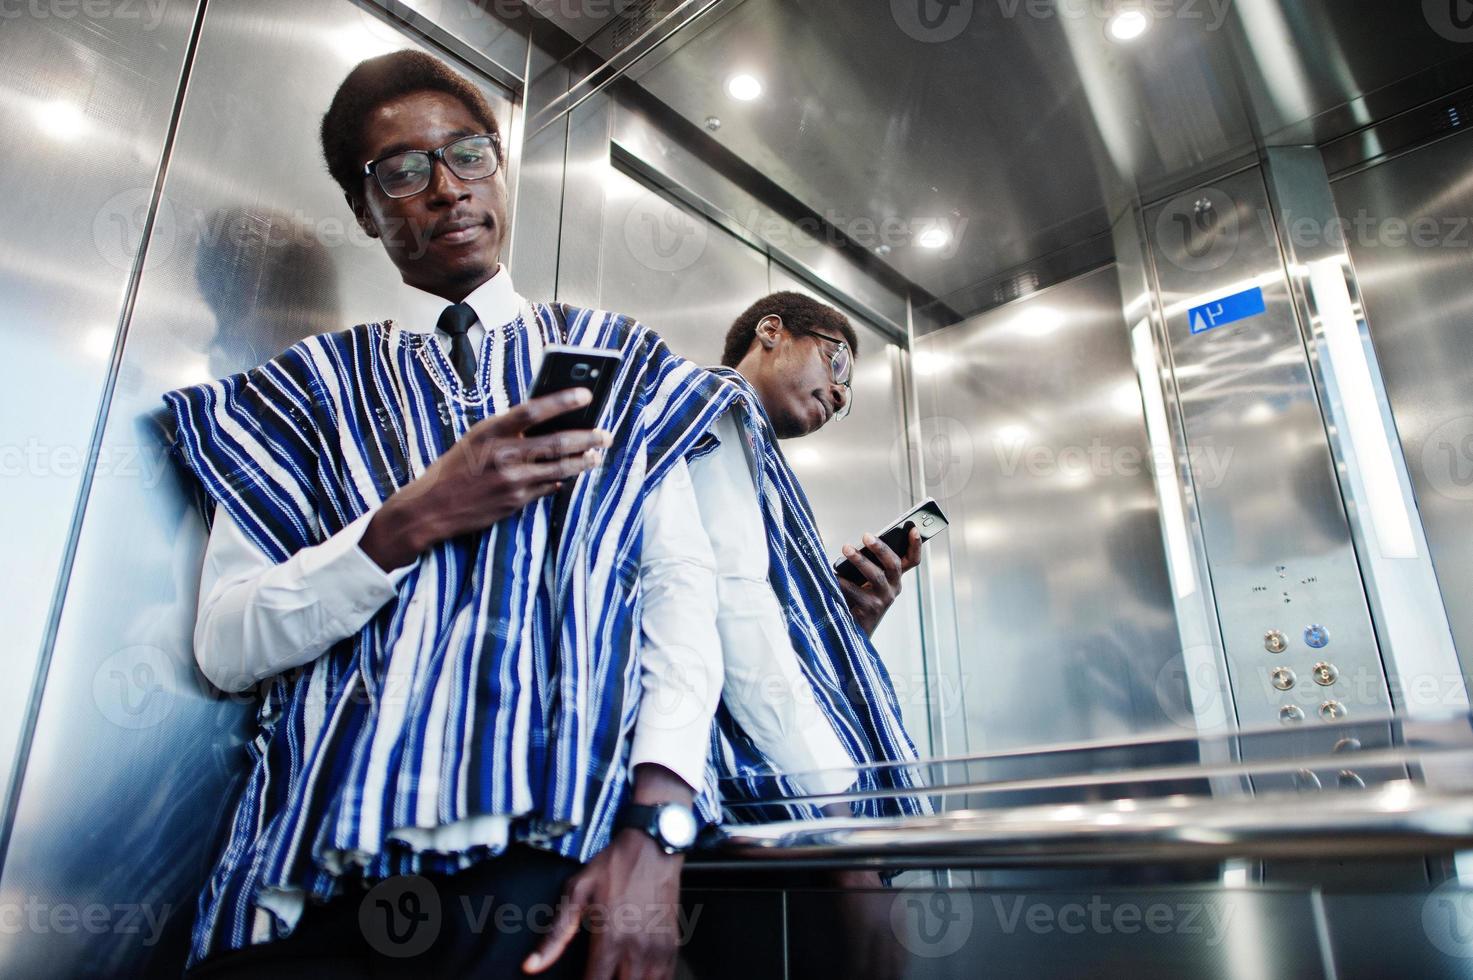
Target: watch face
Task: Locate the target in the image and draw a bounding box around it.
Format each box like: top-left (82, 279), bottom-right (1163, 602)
top-left (656, 805), bottom-right (697, 848)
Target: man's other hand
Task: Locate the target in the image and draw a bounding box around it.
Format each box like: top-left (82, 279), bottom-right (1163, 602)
top-left (837, 526), bottom-right (922, 636)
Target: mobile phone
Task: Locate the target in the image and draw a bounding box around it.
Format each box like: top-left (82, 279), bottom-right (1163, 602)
top-left (524, 344), bottom-right (623, 437)
top-left (833, 498), bottom-right (949, 585)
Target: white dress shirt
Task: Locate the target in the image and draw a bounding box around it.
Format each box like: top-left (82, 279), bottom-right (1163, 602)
top-left (687, 414), bottom-right (857, 796)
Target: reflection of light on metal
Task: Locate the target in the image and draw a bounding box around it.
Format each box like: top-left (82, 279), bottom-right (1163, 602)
top-left (1014, 306), bottom-right (1064, 337)
top-left (1107, 9), bottom-right (1149, 41)
top-left (725, 73), bottom-right (762, 101)
top-left (994, 424), bottom-right (1029, 445)
top-left (326, 25), bottom-right (400, 62)
top-left (913, 351), bottom-right (950, 376)
top-left (1308, 258), bottom-right (1417, 559)
top-left (790, 447), bottom-right (821, 467)
top-left (36, 99), bottom-right (87, 141)
top-left (1221, 864), bottom-right (1250, 888)
top-left (83, 325), bottom-right (114, 358)
top-left (1131, 320), bottom-right (1197, 599)
top-left (915, 225), bottom-right (950, 249)
top-left (176, 357), bottom-right (209, 386)
top-left (1113, 382), bottom-right (1142, 415)
top-left (1243, 403), bottom-right (1275, 425)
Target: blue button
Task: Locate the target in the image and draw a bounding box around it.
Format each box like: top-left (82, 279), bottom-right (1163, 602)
top-left (1304, 625), bottom-right (1330, 649)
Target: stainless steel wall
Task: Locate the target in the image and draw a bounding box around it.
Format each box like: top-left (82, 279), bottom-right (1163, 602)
top-left (1333, 128), bottom-right (1473, 689)
top-left (0, 0), bottom-right (201, 839)
top-left (912, 265), bottom-right (1187, 753)
top-left (0, 2), bottom-right (517, 975)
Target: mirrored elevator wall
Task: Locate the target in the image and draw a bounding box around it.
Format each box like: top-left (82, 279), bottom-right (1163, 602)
top-left (526, 85), bottom-right (937, 748)
top-left (0, 2), bottom-right (522, 975)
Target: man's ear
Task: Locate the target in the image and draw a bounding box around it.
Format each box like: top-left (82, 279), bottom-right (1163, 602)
top-left (755, 314), bottom-right (783, 349)
top-left (349, 192), bottom-right (380, 240)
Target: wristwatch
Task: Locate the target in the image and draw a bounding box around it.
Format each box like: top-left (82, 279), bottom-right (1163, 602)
top-left (616, 802), bottom-right (698, 855)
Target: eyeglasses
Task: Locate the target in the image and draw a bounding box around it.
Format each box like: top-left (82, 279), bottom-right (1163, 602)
top-left (808, 329), bottom-right (853, 421)
top-left (362, 133), bottom-right (501, 199)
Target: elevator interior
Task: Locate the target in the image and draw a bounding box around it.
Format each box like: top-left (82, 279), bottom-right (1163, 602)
top-left (4, 0), bottom-right (1473, 976)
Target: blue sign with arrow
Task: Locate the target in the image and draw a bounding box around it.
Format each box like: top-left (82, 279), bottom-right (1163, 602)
top-left (1189, 287), bottom-right (1266, 334)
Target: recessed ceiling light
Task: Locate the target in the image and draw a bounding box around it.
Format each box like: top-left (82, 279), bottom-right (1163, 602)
top-left (1108, 9), bottom-right (1150, 41)
top-left (916, 226), bottom-right (950, 249)
top-left (725, 74), bottom-right (762, 101)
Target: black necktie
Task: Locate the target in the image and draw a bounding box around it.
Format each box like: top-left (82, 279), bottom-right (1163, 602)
top-left (436, 302), bottom-right (479, 389)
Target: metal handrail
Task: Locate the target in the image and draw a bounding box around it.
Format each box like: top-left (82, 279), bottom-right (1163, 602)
top-left (694, 783), bottom-right (1473, 869)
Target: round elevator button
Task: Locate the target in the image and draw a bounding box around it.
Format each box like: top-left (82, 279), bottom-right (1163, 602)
top-left (1279, 705), bottom-right (1305, 724)
top-left (1337, 770), bottom-right (1366, 790)
top-left (1270, 666), bottom-right (1296, 691)
top-left (1304, 624), bottom-right (1330, 649)
top-left (1319, 700), bottom-right (1347, 721)
top-left (1293, 769), bottom-right (1322, 792)
top-left (1265, 630), bottom-right (1288, 654)
top-left (1312, 662), bottom-right (1339, 687)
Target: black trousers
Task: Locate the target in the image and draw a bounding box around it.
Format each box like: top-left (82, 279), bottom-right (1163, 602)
top-left (187, 845), bottom-right (589, 979)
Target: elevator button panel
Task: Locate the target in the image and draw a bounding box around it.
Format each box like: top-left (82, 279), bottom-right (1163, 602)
top-left (1270, 666), bottom-right (1296, 691)
top-left (1279, 705), bottom-right (1305, 724)
top-left (1319, 700), bottom-right (1347, 721)
top-left (1264, 629), bottom-right (1288, 654)
top-left (1312, 662), bottom-right (1338, 686)
top-left (1304, 624), bottom-right (1330, 649)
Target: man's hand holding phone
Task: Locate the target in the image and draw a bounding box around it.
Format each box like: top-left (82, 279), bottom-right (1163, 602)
top-left (360, 388), bottom-right (608, 572)
top-left (836, 526), bottom-right (922, 637)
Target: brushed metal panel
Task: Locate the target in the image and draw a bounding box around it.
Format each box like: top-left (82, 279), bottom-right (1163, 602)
top-left (1333, 126), bottom-right (1473, 692)
top-left (597, 166), bottom-right (768, 365)
top-left (0, 0), bottom-right (200, 829)
top-left (0, 2), bottom-right (514, 975)
top-left (913, 266), bottom-right (1185, 754)
top-left (1143, 169), bottom-right (1390, 747)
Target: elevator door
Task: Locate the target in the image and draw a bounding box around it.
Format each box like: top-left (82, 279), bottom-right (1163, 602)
top-left (595, 169), bottom-right (933, 748)
top-left (1333, 128), bottom-right (1473, 686)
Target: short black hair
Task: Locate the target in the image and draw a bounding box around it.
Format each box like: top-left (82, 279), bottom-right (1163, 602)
top-left (721, 291), bottom-right (859, 367)
top-left (320, 50), bottom-right (501, 206)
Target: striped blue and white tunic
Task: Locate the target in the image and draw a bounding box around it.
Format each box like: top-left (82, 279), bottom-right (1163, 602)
top-left (700, 369), bottom-right (933, 824)
top-left (165, 303), bottom-right (737, 965)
